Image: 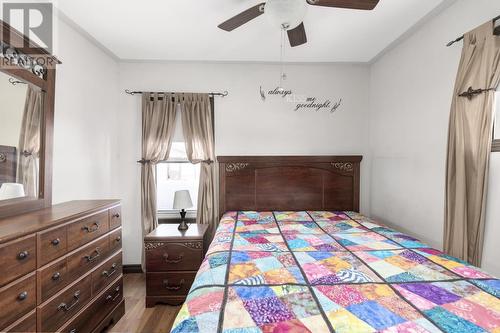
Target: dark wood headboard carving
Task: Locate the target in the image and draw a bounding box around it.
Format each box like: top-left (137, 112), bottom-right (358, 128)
top-left (218, 156), bottom-right (362, 216)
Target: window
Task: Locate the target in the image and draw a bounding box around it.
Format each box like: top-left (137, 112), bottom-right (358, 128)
top-left (156, 108), bottom-right (200, 217)
top-left (494, 89), bottom-right (500, 152)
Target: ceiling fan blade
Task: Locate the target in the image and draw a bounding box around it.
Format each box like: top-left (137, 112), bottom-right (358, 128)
top-left (218, 3), bottom-right (266, 31)
top-left (287, 23), bottom-right (307, 47)
top-left (306, 0), bottom-right (379, 10)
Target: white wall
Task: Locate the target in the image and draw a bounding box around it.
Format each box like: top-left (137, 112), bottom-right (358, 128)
top-left (117, 62), bottom-right (371, 264)
top-left (369, 0), bottom-right (500, 276)
top-left (52, 19), bottom-right (119, 203)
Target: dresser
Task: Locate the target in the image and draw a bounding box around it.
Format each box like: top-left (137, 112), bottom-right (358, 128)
top-left (144, 224), bottom-right (208, 307)
top-left (0, 200), bottom-right (124, 333)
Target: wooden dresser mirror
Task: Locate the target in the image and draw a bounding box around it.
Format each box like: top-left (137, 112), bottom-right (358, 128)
top-left (0, 20), bottom-right (59, 218)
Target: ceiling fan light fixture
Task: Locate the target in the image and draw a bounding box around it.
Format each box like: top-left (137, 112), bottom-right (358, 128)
top-left (265, 0), bottom-right (307, 30)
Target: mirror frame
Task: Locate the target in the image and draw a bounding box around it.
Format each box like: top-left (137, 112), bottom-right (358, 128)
top-left (0, 20), bottom-right (59, 218)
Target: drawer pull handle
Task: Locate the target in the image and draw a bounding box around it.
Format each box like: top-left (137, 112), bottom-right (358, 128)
top-left (163, 252), bottom-right (184, 264)
top-left (102, 263), bottom-right (117, 278)
top-left (51, 238), bottom-right (60, 246)
top-left (163, 279), bottom-right (185, 291)
top-left (105, 286), bottom-right (121, 302)
top-left (69, 329), bottom-right (77, 333)
top-left (17, 250), bottom-right (29, 260)
top-left (52, 272), bottom-right (61, 280)
top-left (58, 290), bottom-right (80, 312)
top-left (115, 236), bottom-right (121, 242)
top-left (18, 291), bottom-right (28, 301)
top-left (82, 222), bottom-right (100, 233)
top-left (84, 248), bottom-right (100, 263)
top-left (112, 213), bottom-right (120, 219)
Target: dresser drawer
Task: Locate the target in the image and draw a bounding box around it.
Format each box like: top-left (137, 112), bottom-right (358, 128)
top-left (109, 206), bottom-right (122, 230)
top-left (0, 273), bottom-right (36, 329)
top-left (3, 310), bottom-right (36, 333)
top-left (109, 227), bottom-right (122, 254)
top-left (146, 272), bottom-right (196, 296)
top-left (67, 236), bottom-right (109, 281)
top-left (59, 277), bottom-right (123, 333)
top-left (68, 211), bottom-right (109, 251)
top-left (38, 225), bottom-right (68, 266)
top-left (146, 242), bottom-right (203, 272)
top-left (39, 274), bottom-right (92, 333)
top-left (92, 251), bottom-right (122, 295)
top-left (39, 257), bottom-right (68, 303)
top-left (0, 235), bottom-right (36, 286)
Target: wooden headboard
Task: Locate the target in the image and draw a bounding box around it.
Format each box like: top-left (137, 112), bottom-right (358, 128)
top-left (218, 156), bottom-right (362, 216)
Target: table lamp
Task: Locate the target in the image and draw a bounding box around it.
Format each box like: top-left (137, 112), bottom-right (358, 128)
top-left (173, 190), bottom-right (193, 231)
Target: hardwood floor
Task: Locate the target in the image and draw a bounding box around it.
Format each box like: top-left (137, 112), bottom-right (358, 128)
top-left (110, 274), bottom-right (181, 333)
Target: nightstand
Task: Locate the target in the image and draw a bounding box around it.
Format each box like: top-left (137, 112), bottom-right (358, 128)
top-left (144, 224), bottom-right (208, 307)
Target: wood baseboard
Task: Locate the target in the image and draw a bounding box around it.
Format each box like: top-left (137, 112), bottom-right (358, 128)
top-left (123, 264), bottom-right (143, 274)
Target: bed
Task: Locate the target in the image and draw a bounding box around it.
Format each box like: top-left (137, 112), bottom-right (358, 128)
top-left (170, 156), bottom-right (500, 333)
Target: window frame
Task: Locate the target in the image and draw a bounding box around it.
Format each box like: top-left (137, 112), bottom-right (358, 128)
top-left (155, 96), bottom-right (215, 216)
top-left (155, 159), bottom-right (199, 218)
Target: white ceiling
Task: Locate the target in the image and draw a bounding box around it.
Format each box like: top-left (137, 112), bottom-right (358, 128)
top-left (57, 0), bottom-right (451, 63)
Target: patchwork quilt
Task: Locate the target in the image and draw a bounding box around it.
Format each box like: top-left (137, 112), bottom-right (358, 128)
top-left (171, 211), bottom-right (500, 333)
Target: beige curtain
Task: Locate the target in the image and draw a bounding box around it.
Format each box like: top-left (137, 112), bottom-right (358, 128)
top-left (444, 22), bottom-right (500, 266)
top-left (141, 93), bottom-right (178, 263)
top-left (180, 93), bottom-right (218, 239)
top-left (18, 86), bottom-right (43, 198)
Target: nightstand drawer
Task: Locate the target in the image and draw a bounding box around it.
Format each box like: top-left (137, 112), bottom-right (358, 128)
top-left (146, 242), bottom-right (203, 272)
top-left (146, 272), bottom-right (196, 296)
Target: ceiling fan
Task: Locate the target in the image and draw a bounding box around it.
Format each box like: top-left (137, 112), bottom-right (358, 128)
top-left (218, 0), bottom-right (380, 47)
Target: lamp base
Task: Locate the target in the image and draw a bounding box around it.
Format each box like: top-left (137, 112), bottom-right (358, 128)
top-left (178, 219), bottom-right (189, 231)
top-left (178, 209), bottom-right (189, 231)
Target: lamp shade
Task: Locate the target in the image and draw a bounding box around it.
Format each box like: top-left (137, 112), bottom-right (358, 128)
top-left (0, 183), bottom-right (26, 200)
top-left (173, 190), bottom-right (193, 210)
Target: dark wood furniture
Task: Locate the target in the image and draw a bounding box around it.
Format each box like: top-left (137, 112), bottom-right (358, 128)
top-left (0, 200), bottom-right (124, 333)
top-left (493, 140), bottom-right (500, 152)
top-left (0, 20), bottom-right (60, 219)
top-left (144, 224), bottom-right (208, 307)
top-left (217, 155), bottom-right (362, 216)
top-left (0, 145), bottom-right (17, 185)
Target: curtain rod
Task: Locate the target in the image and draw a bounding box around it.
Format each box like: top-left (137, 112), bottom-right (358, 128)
top-left (124, 89), bottom-right (228, 98)
top-left (8, 78), bottom-right (27, 85)
top-left (447, 14), bottom-right (500, 47)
